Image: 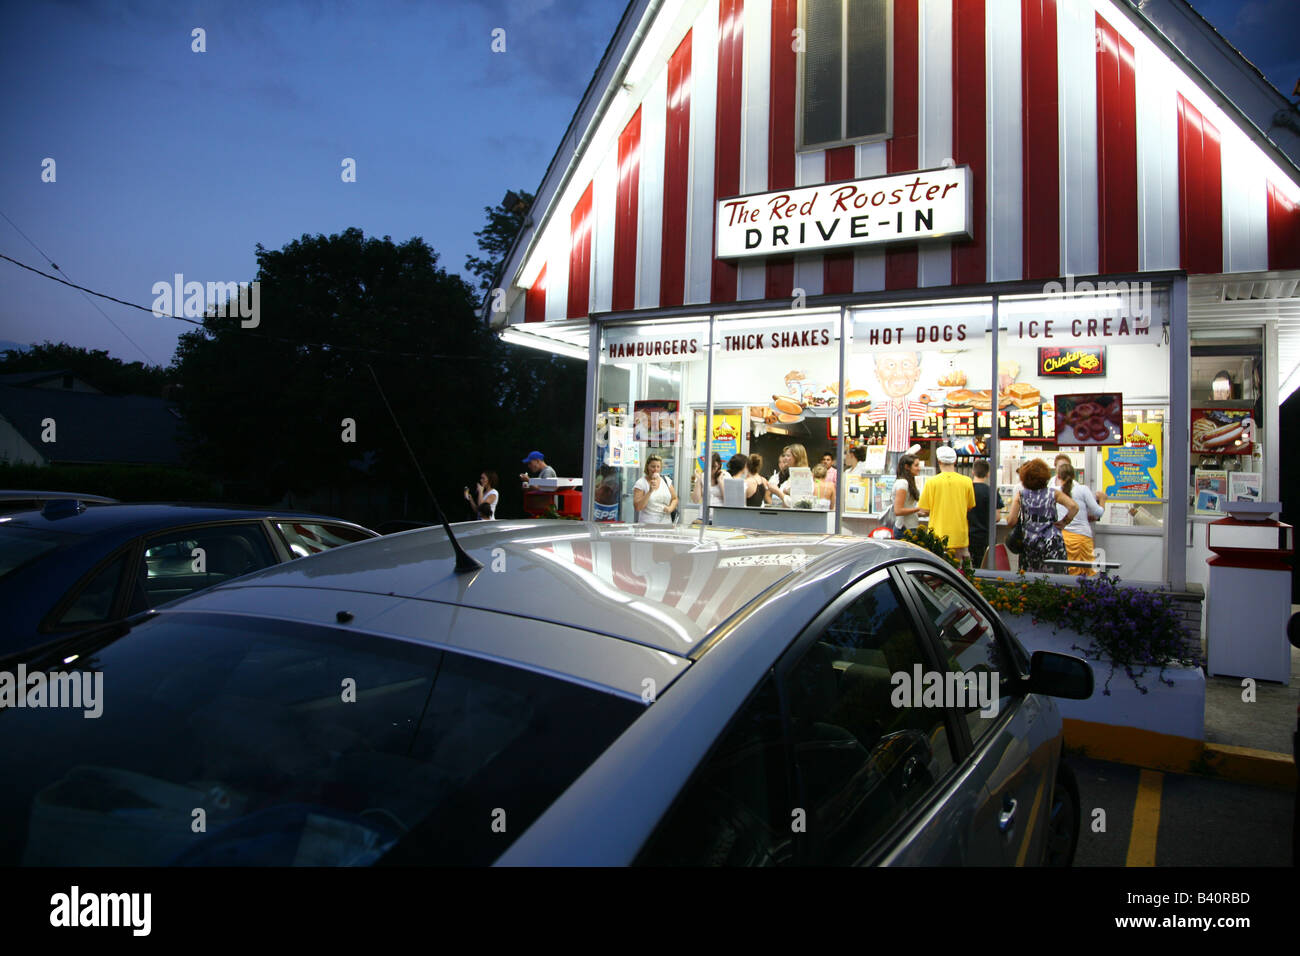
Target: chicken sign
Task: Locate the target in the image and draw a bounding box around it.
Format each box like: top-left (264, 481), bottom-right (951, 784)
top-left (717, 166), bottom-right (972, 258)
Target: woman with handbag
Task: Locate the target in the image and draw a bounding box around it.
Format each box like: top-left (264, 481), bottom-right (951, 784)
top-left (633, 455), bottom-right (677, 524)
top-left (1005, 459), bottom-right (1077, 572)
top-left (891, 454), bottom-right (925, 536)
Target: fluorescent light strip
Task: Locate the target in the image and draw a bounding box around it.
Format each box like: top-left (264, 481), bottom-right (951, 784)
top-left (499, 328), bottom-right (590, 359)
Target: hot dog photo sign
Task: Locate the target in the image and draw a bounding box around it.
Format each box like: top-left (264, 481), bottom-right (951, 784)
top-left (1054, 393), bottom-right (1123, 446)
top-left (1190, 408), bottom-right (1254, 455)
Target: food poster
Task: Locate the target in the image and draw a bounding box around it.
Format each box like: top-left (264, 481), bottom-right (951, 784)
top-left (862, 445), bottom-right (887, 473)
top-left (870, 475), bottom-right (895, 515)
top-left (1194, 469), bottom-right (1228, 515)
top-left (844, 475), bottom-right (869, 511)
top-left (1054, 393), bottom-right (1123, 445)
top-left (634, 400), bottom-right (680, 444)
top-left (1191, 408), bottom-right (1255, 455)
top-left (1228, 472), bottom-right (1262, 504)
top-left (606, 425), bottom-right (634, 468)
top-left (694, 411), bottom-right (741, 473)
top-left (1103, 422), bottom-right (1162, 502)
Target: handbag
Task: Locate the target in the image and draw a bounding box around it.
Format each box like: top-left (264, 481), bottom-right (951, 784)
top-left (1006, 517), bottom-right (1025, 554)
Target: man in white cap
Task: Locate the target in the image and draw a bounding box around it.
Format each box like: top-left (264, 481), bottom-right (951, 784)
top-left (917, 445), bottom-right (976, 562)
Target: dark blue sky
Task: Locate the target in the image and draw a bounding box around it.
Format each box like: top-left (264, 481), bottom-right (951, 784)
top-left (1, 0), bottom-right (1295, 368)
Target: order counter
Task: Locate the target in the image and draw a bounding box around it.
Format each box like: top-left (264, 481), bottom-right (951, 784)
top-left (708, 505), bottom-right (835, 534)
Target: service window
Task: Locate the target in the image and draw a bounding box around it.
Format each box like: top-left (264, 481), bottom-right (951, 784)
top-left (141, 523), bottom-right (276, 606)
top-left (637, 677), bottom-right (791, 866)
top-left (905, 569), bottom-right (1014, 745)
top-left (785, 578), bottom-right (954, 864)
top-left (275, 521), bottom-right (372, 558)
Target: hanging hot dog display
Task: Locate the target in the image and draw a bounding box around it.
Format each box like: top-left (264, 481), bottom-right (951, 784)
top-left (1190, 408), bottom-right (1254, 456)
top-left (1054, 393), bottom-right (1123, 446)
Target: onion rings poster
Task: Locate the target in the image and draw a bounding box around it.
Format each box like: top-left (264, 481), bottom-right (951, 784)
top-left (1054, 393), bottom-right (1122, 445)
top-left (1102, 422), bottom-right (1162, 502)
top-left (1190, 408), bottom-right (1254, 455)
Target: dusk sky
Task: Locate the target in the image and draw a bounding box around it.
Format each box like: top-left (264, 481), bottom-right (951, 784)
top-left (1, 0), bottom-right (1297, 368)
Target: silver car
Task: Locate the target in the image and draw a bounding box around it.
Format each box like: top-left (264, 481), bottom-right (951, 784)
top-left (0, 520), bottom-right (1090, 866)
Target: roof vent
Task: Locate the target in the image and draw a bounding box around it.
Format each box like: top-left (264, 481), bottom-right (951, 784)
top-left (42, 499), bottom-right (86, 519)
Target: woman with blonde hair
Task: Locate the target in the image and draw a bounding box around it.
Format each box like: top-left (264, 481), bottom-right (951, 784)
top-left (1056, 461), bottom-right (1105, 575)
top-left (812, 464), bottom-right (835, 508)
top-left (633, 454), bottom-right (677, 524)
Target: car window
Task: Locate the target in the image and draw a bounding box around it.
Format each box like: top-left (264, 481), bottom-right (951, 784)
top-left (0, 526), bottom-right (74, 581)
top-left (637, 677), bottom-right (790, 866)
top-left (785, 578), bottom-right (956, 865)
top-left (140, 523), bottom-right (276, 607)
top-left (51, 552), bottom-right (128, 628)
top-left (275, 521), bottom-right (372, 558)
top-left (0, 612), bottom-right (642, 866)
top-left (905, 569), bottom-right (1014, 745)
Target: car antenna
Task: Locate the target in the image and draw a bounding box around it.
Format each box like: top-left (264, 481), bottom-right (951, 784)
top-left (367, 364), bottom-right (482, 573)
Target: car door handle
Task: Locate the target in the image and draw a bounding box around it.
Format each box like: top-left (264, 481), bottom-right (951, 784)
top-left (998, 796), bottom-right (1018, 833)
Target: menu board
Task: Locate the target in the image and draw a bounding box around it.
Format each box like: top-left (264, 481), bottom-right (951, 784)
top-left (1190, 408), bottom-right (1254, 456)
top-left (910, 407), bottom-right (944, 441)
top-left (1007, 405), bottom-right (1044, 439)
top-left (947, 408), bottom-right (977, 437)
top-left (1102, 422), bottom-right (1162, 501)
top-left (858, 419), bottom-right (888, 445)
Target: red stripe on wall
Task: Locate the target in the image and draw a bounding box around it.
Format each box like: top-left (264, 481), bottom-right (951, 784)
top-left (613, 108), bottom-right (642, 312)
top-left (712, 0), bottom-right (745, 304)
top-left (1176, 93), bottom-right (1223, 275)
top-left (1267, 181), bottom-right (1300, 270)
top-left (886, 0), bottom-right (919, 290)
top-left (765, 0), bottom-right (798, 300)
top-left (661, 32), bottom-right (693, 309)
top-left (952, 0), bottom-right (986, 285)
top-left (525, 263), bottom-right (547, 322)
top-left (1095, 14), bottom-right (1138, 274)
top-left (823, 146), bottom-right (856, 294)
top-left (1022, 0), bottom-right (1060, 280)
top-left (567, 182), bottom-right (593, 318)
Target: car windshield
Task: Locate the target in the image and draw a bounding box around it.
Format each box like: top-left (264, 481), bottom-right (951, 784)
top-left (0, 611), bottom-right (642, 866)
top-left (0, 525), bottom-right (76, 581)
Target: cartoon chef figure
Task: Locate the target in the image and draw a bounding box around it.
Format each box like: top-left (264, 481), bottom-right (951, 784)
top-left (866, 350), bottom-right (928, 469)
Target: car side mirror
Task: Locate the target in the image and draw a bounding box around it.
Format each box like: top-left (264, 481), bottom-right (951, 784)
top-left (1026, 651), bottom-right (1093, 700)
top-left (1289, 612), bottom-right (1300, 650)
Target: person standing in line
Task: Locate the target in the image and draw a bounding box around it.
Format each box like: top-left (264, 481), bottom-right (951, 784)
top-left (1006, 459), bottom-right (1078, 573)
top-left (1056, 461), bottom-right (1105, 575)
top-left (812, 464), bottom-right (835, 509)
top-left (967, 459), bottom-right (1003, 568)
top-left (820, 453), bottom-right (838, 489)
top-left (692, 452), bottom-right (725, 507)
top-left (891, 453), bottom-right (925, 536)
top-left (745, 454), bottom-right (773, 507)
top-left (1053, 453), bottom-right (1106, 506)
top-left (917, 446), bottom-right (977, 561)
top-left (464, 470), bottom-right (499, 519)
top-left (633, 455), bottom-right (677, 524)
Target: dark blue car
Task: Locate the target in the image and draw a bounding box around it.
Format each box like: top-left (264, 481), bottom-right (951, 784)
top-left (0, 501), bottom-right (376, 655)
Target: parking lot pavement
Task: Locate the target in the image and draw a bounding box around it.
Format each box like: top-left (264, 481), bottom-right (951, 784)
top-left (1071, 757), bottom-right (1294, 867)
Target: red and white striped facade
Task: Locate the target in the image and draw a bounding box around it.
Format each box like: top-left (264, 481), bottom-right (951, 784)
top-left (501, 0), bottom-right (1300, 326)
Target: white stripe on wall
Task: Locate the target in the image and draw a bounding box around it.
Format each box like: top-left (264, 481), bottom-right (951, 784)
top-left (854, 142), bottom-right (888, 292)
top-left (544, 225), bottom-right (569, 321)
top-left (917, 0), bottom-right (952, 288)
top-left (592, 148), bottom-right (618, 314)
top-left (637, 73), bottom-right (667, 310)
top-left (1134, 41), bottom-right (1180, 271)
top-left (986, 0), bottom-right (1022, 282)
top-left (1222, 131), bottom-right (1269, 273)
top-left (794, 150), bottom-right (825, 297)
top-left (739, 0), bottom-right (771, 300)
top-left (686, 0), bottom-right (719, 305)
top-left (1058, 0), bottom-right (1099, 277)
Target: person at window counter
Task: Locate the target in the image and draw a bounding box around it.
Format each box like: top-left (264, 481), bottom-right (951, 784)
top-left (1056, 462), bottom-right (1104, 575)
top-left (692, 451), bottom-right (725, 507)
top-left (633, 455), bottom-right (677, 524)
top-left (519, 450), bottom-right (556, 489)
top-left (917, 446), bottom-right (975, 560)
top-left (1006, 459), bottom-right (1078, 573)
top-left (846, 445), bottom-right (870, 477)
top-left (1052, 453), bottom-right (1105, 505)
top-left (745, 454), bottom-right (773, 507)
top-left (820, 453), bottom-right (838, 488)
top-left (812, 464), bottom-right (835, 509)
top-left (967, 459), bottom-right (1003, 568)
top-left (892, 454), bottom-right (925, 536)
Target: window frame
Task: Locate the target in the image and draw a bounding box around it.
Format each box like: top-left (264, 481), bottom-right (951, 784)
top-left (796, 0), bottom-right (894, 153)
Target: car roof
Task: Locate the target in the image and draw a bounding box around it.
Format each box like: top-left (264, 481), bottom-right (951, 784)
top-left (0, 503), bottom-right (371, 537)
top-left (176, 520), bottom-right (918, 658)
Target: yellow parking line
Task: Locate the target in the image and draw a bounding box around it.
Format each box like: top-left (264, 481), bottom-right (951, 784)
top-left (1126, 769), bottom-right (1164, 867)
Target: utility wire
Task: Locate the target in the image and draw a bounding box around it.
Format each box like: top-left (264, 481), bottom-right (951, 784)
top-left (0, 210), bottom-right (158, 364)
top-left (0, 250), bottom-right (541, 362)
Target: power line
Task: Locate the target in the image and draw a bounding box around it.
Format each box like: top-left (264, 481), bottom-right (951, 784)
top-left (0, 250), bottom-right (549, 362)
top-left (0, 210), bottom-right (158, 364)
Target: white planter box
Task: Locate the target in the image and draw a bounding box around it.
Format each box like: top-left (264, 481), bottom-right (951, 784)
top-left (1003, 613), bottom-right (1205, 741)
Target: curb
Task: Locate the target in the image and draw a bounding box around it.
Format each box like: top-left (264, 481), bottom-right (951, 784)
top-left (1062, 719), bottom-right (1296, 791)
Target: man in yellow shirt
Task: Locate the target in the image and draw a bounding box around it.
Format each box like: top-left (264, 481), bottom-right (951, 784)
top-left (918, 446), bottom-right (976, 561)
